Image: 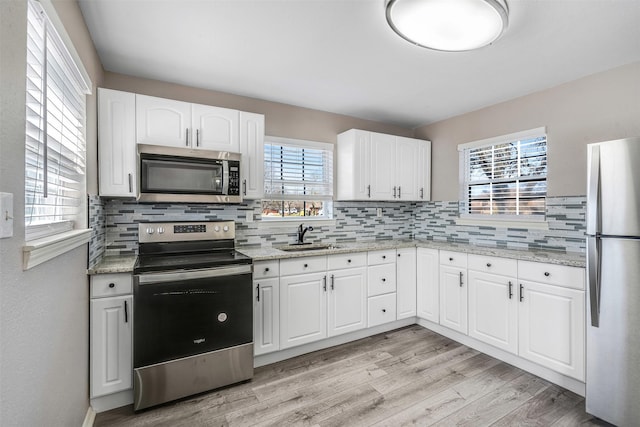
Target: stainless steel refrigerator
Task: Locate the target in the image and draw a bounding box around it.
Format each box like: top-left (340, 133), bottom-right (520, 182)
top-left (586, 136), bottom-right (640, 426)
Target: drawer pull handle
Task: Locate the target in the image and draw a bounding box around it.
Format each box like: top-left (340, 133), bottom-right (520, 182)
top-left (486, 263), bottom-right (492, 267)
top-left (544, 272), bottom-right (550, 277)
top-left (124, 301), bottom-right (129, 323)
top-left (449, 257), bottom-right (453, 261)
top-left (508, 281), bottom-right (513, 299)
top-left (382, 309), bottom-right (386, 313)
top-left (256, 284), bottom-right (260, 302)
top-left (304, 263), bottom-right (308, 268)
top-left (519, 284), bottom-right (524, 302)
top-left (323, 276), bottom-right (327, 292)
top-left (382, 278), bottom-right (386, 282)
top-left (398, 253), bottom-right (401, 257)
top-left (348, 259), bottom-right (352, 263)
top-left (265, 267), bottom-right (270, 272)
top-left (459, 272), bottom-right (464, 287)
top-left (331, 274), bottom-right (335, 290)
top-left (108, 283), bottom-right (115, 288)
top-left (382, 255), bottom-right (386, 259)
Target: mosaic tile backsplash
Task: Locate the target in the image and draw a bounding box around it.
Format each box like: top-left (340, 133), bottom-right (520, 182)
top-left (88, 195), bottom-right (586, 267)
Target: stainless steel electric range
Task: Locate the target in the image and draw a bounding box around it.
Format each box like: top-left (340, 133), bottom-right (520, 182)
top-left (132, 221), bottom-right (253, 411)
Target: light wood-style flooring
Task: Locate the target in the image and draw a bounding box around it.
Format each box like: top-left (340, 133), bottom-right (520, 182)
top-left (95, 325), bottom-right (609, 426)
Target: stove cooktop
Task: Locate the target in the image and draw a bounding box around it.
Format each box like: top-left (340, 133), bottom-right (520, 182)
top-left (134, 249), bottom-right (252, 274)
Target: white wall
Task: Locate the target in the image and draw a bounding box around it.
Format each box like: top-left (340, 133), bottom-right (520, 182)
top-left (0, 0), bottom-right (103, 425)
top-left (414, 62), bottom-right (640, 201)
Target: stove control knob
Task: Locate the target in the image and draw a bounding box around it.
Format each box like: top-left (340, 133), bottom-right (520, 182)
top-left (214, 226), bottom-right (221, 232)
top-left (157, 227), bottom-right (165, 234)
top-left (223, 226), bottom-right (229, 232)
top-left (146, 227), bottom-right (154, 235)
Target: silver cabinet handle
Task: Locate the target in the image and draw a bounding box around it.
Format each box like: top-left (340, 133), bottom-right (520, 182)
top-left (459, 272), bottom-right (463, 287)
top-left (128, 173), bottom-right (133, 193)
top-left (519, 284), bottom-right (524, 302)
top-left (256, 284), bottom-right (260, 302)
top-left (486, 263), bottom-right (492, 267)
top-left (508, 281), bottom-right (513, 299)
top-left (398, 186), bottom-right (401, 198)
top-left (323, 275), bottom-right (327, 292)
top-left (367, 185), bottom-right (371, 198)
top-left (393, 186), bottom-right (397, 198)
top-left (124, 300), bottom-right (128, 323)
top-left (420, 188), bottom-right (424, 199)
top-left (243, 179), bottom-right (247, 196)
top-left (196, 129), bottom-right (200, 147)
top-left (331, 274), bottom-right (335, 290)
top-left (185, 128), bottom-right (189, 146)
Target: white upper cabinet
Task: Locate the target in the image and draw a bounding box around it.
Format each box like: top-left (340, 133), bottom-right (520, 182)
top-left (136, 94), bottom-right (191, 148)
top-left (192, 104), bottom-right (239, 151)
top-left (98, 88), bottom-right (137, 197)
top-left (135, 94), bottom-right (240, 152)
top-left (337, 129), bottom-right (431, 201)
top-left (239, 112), bottom-right (265, 199)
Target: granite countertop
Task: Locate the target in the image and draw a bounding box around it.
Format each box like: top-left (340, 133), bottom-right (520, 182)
top-left (237, 239), bottom-right (586, 268)
top-left (87, 254), bottom-right (137, 275)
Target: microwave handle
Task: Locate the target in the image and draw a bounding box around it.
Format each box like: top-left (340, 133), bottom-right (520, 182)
top-left (222, 161), bottom-right (229, 195)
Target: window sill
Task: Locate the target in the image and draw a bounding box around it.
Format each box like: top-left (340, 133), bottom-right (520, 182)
top-left (23, 228), bottom-right (92, 270)
top-left (455, 216), bottom-right (549, 230)
top-left (259, 217), bottom-right (336, 228)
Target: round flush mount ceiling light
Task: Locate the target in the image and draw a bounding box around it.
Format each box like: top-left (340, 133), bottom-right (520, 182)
top-left (386, 0), bottom-right (509, 52)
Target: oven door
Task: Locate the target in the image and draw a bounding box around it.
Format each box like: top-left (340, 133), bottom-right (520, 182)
top-left (133, 264), bottom-right (252, 368)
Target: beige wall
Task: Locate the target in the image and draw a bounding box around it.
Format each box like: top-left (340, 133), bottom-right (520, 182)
top-left (414, 62), bottom-right (640, 201)
top-left (0, 0), bottom-right (103, 425)
top-left (104, 71), bottom-right (414, 144)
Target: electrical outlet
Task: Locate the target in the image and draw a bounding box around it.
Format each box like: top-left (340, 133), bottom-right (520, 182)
top-left (376, 207), bottom-right (382, 218)
top-left (245, 211), bottom-right (254, 223)
top-left (0, 192), bottom-right (14, 238)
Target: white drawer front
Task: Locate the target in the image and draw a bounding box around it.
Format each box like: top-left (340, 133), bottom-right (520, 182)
top-left (253, 260), bottom-right (280, 279)
top-left (368, 293), bottom-right (397, 327)
top-left (90, 273), bottom-right (132, 298)
top-left (518, 260), bottom-right (585, 290)
top-left (368, 249), bottom-right (396, 266)
top-left (468, 254), bottom-right (517, 277)
top-left (327, 252), bottom-right (367, 270)
top-left (440, 250), bottom-right (468, 268)
top-left (367, 263), bottom-right (397, 297)
top-left (280, 255), bottom-right (327, 276)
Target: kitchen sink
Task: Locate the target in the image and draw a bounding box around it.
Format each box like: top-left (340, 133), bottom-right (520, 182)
top-left (277, 244), bottom-right (341, 252)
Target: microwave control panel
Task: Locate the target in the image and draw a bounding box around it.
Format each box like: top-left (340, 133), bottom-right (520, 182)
top-left (228, 161), bottom-right (240, 195)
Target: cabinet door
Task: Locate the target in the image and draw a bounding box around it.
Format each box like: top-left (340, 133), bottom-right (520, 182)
top-left (395, 137), bottom-right (420, 201)
top-left (468, 270), bottom-right (518, 354)
top-left (518, 280), bottom-right (585, 381)
top-left (239, 112), bottom-right (264, 199)
top-left (417, 248), bottom-right (439, 322)
top-left (396, 247), bottom-right (417, 319)
top-left (136, 94), bottom-right (191, 147)
top-left (327, 267), bottom-right (367, 337)
top-left (369, 132), bottom-right (396, 200)
top-left (280, 272), bottom-right (327, 349)
top-left (192, 104), bottom-right (239, 152)
top-left (439, 265), bottom-right (468, 334)
top-left (417, 140), bottom-right (431, 201)
top-left (336, 129), bottom-right (371, 200)
top-left (90, 295), bottom-right (132, 398)
top-left (98, 88), bottom-right (136, 197)
top-left (254, 278), bottom-right (279, 356)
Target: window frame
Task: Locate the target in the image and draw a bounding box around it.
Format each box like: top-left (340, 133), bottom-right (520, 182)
top-left (457, 127), bottom-right (548, 228)
top-left (262, 135), bottom-right (334, 222)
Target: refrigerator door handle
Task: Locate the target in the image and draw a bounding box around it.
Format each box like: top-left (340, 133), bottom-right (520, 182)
top-left (587, 144), bottom-right (601, 235)
top-left (588, 235), bottom-right (601, 327)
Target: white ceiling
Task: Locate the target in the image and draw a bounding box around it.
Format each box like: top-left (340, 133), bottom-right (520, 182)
top-left (78, 0), bottom-right (640, 129)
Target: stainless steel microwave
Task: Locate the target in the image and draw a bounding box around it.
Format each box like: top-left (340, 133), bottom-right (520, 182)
top-left (137, 144), bottom-right (242, 204)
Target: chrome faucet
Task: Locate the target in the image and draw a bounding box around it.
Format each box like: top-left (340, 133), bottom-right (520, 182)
top-left (296, 224), bottom-right (313, 244)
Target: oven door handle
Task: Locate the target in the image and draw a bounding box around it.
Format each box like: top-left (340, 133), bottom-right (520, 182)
top-left (136, 265), bottom-right (252, 284)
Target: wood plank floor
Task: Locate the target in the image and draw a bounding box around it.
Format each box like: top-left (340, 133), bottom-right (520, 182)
top-left (95, 325), bottom-right (610, 427)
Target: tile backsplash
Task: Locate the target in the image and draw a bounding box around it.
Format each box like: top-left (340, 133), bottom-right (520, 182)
top-left (87, 195), bottom-right (586, 268)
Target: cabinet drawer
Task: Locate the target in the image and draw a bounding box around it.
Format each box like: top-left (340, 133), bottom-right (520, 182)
top-left (328, 252), bottom-right (367, 270)
top-left (368, 293), bottom-right (397, 327)
top-left (468, 254), bottom-right (517, 277)
top-left (368, 263), bottom-right (397, 296)
top-left (440, 250), bottom-right (467, 268)
top-left (253, 260), bottom-right (279, 279)
top-left (90, 273), bottom-right (132, 298)
top-left (368, 249), bottom-right (396, 266)
top-left (518, 261), bottom-right (585, 290)
top-left (280, 255), bottom-right (327, 276)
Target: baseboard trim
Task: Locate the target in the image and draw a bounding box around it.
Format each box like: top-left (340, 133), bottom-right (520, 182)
top-left (90, 389), bottom-right (134, 413)
top-left (82, 406), bottom-right (96, 427)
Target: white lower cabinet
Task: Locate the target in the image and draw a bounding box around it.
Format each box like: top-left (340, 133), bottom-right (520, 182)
top-left (327, 267), bottom-right (367, 337)
top-left (90, 273), bottom-right (133, 398)
top-left (396, 247), bottom-right (417, 319)
top-left (368, 293), bottom-right (397, 327)
top-left (416, 248), bottom-right (439, 323)
top-left (280, 271), bottom-right (328, 349)
top-left (439, 251), bottom-right (468, 335)
top-left (518, 279), bottom-right (585, 381)
top-left (254, 277), bottom-right (280, 356)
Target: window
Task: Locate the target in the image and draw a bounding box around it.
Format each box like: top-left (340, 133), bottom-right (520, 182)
top-left (262, 136), bottom-right (333, 220)
top-left (459, 127), bottom-right (547, 219)
top-left (25, 0), bottom-right (90, 241)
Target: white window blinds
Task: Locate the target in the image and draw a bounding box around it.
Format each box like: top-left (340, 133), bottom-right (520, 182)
top-left (25, 0), bottom-right (90, 240)
top-left (264, 138), bottom-right (334, 201)
top-left (459, 128), bottom-right (547, 218)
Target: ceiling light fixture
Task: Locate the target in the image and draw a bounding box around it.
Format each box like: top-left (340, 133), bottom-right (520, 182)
top-left (385, 0), bottom-right (509, 52)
